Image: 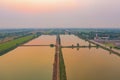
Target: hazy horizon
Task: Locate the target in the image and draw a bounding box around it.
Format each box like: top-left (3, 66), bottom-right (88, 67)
top-left (0, 0), bottom-right (120, 28)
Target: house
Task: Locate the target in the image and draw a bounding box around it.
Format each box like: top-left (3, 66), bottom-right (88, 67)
top-left (94, 33), bottom-right (109, 41)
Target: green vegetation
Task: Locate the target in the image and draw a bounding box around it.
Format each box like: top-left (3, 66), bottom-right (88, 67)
top-left (114, 47), bottom-right (120, 49)
top-left (0, 29), bottom-right (33, 40)
top-left (72, 28), bottom-right (120, 40)
top-left (104, 43), bottom-right (115, 47)
top-left (104, 43), bottom-right (120, 49)
top-left (0, 35), bottom-right (36, 56)
top-left (59, 47), bottom-right (67, 80)
top-left (50, 44), bottom-right (55, 47)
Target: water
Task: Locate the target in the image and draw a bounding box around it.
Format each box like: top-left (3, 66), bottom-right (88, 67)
top-left (0, 35), bottom-right (56, 80)
top-left (61, 35), bottom-right (120, 80)
top-left (60, 35), bottom-right (91, 46)
top-left (25, 35), bottom-right (56, 45)
top-left (0, 34), bottom-right (120, 80)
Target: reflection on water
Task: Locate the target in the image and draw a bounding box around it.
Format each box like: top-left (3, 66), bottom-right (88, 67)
top-left (0, 35), bottom-right (56, 80)
top-left (0, 47), bottom-right (54, 80)
top-left (0, 34), bottom-right (120, 80)
top-left (25, 35), bottom-right (56, 45)
top-left (61, 35), bottom-right (90, 46)
top-left (61, 35), bottom-right (120, 80)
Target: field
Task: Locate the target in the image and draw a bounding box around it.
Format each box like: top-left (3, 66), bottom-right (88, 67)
top-left (0, 35), bottom-right (36, 56)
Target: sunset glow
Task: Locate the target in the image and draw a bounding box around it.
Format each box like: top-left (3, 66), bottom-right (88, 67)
top-left (0, 0), bottom-right (119, 28)
top-left (1, 0), bottom-right (78, 13)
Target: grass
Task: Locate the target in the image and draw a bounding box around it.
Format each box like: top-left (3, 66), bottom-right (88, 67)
top-left (104, 43), bottom-right (115, 47)
top-left (114, 47), bottom-right (120, 49)
top-left (0, 35), bottom-right (36, 56)
top-left (59, 47), bottom-right (67, 80)
top-left (104, 43), bottom-right (120, 50)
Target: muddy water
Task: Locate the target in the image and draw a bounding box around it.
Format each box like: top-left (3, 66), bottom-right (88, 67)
top-left (1, 34), bottom-right (120, 80)
top-left (60, 35), bottom-right (90, 46)
top-left (25, 35), bottom-right (56, 45)
top-left (0, 35), bottom-right (56, 80)
top-left (61, 35), bottom-right (120, 80)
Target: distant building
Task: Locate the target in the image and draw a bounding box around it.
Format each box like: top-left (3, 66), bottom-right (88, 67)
top-left (100, 37), bottom-right (109, 40)
top-left (94, 33), bottom-right (120, 48)
top-left (94, 33), bottom-right (109, 41)
top-left (94, 34), bottom-right (99, 40)
top-left (114, 42), bottom-right (120, 47)
top-left (65, 30), bottom-right (70, 35)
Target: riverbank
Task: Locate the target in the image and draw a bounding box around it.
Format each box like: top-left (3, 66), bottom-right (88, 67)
top-left (0, 34), bottom-right (38, 56)
top-left (75, 34), bottom-right (120, 56)
top-left (88, 40), bottom-right (120, 56)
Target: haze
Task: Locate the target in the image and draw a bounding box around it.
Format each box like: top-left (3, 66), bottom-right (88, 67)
top-left (0, 0), bottom-right (120, 28)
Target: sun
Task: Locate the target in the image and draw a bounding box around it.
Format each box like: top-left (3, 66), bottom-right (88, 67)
top-left (1, 0), bottom-right (78, 13)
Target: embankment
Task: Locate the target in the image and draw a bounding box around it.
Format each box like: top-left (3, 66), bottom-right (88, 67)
top-left (59, 47), bottom-right (67, 80)
top-left (0, 34), bottom-right (38, 56)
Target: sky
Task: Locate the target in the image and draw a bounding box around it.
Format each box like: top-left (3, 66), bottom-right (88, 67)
top-left (0, 0), bottom-right (120, 28)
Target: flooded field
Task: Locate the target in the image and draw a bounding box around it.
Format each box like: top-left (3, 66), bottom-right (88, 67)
top-left (25, 35), bottom-right (56, 45)
top-left (0, 35), bottom-right (56, 80)
top-left (0, 34), bottom-right (120, 80)
top-left (61, 35), bottom-right (120, 80)
top-left (60, 35), bottom-right (90, 46)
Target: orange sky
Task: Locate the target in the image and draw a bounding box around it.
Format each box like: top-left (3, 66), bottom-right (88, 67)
top-left (1, 0), bottom-right (79, 13)
top-left (0, 0), bottom-right (120, 28)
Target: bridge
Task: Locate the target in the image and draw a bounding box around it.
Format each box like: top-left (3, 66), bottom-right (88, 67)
top-left (62, 45), bottom-right (97, 48)
top-left (20, 44), bottom-right (97, 49)
top-left (20, 45), bottom-right (51, 47)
